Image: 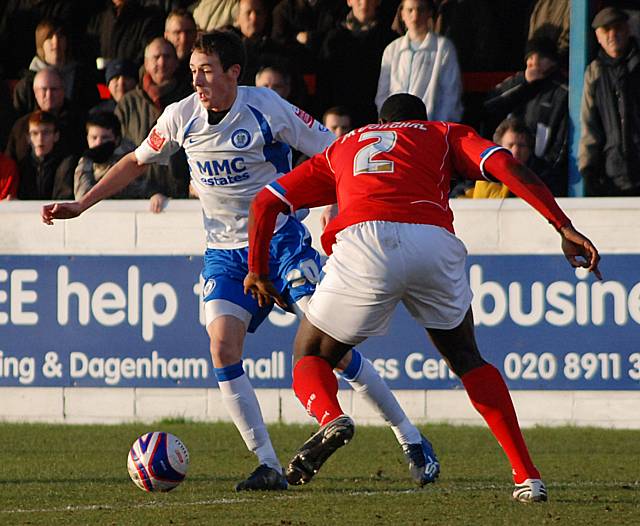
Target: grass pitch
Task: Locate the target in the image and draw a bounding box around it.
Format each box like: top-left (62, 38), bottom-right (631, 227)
top-left (0, 422), bottom-right (637, 525)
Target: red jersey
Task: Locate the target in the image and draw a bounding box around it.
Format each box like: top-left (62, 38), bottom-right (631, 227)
top-left (267, 121), bottom-right (504, 254)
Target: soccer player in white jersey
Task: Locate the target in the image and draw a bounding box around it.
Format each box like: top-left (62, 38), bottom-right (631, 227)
top-left (41, 30), bottom-right (438, 491)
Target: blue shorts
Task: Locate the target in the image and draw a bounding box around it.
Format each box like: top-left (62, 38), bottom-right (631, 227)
top-left (201, 216), bottom-right (321, 333)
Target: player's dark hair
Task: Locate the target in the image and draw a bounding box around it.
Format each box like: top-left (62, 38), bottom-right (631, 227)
top-left (86, 111), bottom-right (122, 139)
top-left (493, 117), bottom-right (532, 147)
top-left (193, 30), bottom-right (246, 76)
top-left (379, 94), bottom-right (428, 122)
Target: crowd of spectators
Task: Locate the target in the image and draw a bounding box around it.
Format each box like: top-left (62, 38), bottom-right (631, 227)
top-left (0, 0), bottom-right (639, 202)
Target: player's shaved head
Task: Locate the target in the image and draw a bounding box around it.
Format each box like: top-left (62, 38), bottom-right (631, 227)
top-left (379, 93), bottom-right (428, 122)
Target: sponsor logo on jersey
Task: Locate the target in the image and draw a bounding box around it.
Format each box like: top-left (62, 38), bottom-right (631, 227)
top-left (294, 106), bottom-right (314, 128)
top-left (231, 129), bottom-right (251, 149)
top-left (194, 156), bottom-right (251, 186)
top-left (318, 124), bottom-right (329, 133)
top-left (147, 128), bottom-right (166, 151)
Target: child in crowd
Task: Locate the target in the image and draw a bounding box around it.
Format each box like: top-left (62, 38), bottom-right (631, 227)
top-left (74, 112), bottom-right (144, 199)
top-left (17, 110), bottom-right (75, 200)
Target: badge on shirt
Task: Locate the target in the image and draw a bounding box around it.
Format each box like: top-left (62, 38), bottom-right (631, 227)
top-left (147, 128), bottom-right (166, 152)
top-left (294, 106), bottom-right (314, 128)
top-left (231, 129), bottom-right (251, 149)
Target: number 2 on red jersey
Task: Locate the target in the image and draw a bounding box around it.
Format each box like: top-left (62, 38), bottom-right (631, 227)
top-left (353, 131), bottom-right (397, 175)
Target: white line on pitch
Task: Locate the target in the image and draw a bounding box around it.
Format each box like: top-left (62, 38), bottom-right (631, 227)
top-left (0, 482), bottom-right (636, 515)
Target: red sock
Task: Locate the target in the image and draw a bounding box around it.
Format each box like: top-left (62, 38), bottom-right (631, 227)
top-left (461, 364), bottom-right (540, 483)
top-left (293, 356), bottom-right (344, 426)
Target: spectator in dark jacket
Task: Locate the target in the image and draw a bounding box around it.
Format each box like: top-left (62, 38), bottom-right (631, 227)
top-left (579, 7), bottom-right (640, 196)
top-left (115, 37), bottom-right (193, 211)
top-left (74, 112), bottom-right (147, 200)
top-left (483, 37), bottom-right (568, 196)
top-left (90, 58), bottom-right (138, 115)
top-left (6, 68), bottom-right (85, 164)
top-left (0, 70), bottom-right (17, 152)
top-left (433, 0), bottom-right (499, 72)
top-left (0, 0), bottom-right (98, 78)
top-left (17, 110), bottom-right (76, 200)
top-left (12, 19), bottom-right (100, 118)
top-left (228, 0), bottom-right (309, 107)
top-left (164, 8), bottom-right (198, 86)
top-left (271, 0), bottom-right (346, 79)
top-left (317, 0), bottom-right (397, 126)
top-left (87, 0), bottom-right (164, 68)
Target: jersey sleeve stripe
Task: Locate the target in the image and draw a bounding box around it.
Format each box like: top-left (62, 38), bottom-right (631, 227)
top-left (325, 148), bottom-right (336, 173)
top-left (183, 116), bottom-right (198, 142)
top-left (248, 104), bottom-right (274, 143)
top-left (266, 183), bottom-right (293, 211)
top-left (440, 122), bottom-right (451, 171)
top-left (479, 146), bottom-right (510, 181)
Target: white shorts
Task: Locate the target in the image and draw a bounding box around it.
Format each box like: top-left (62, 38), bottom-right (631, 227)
top-left (306, 221), bottom-right (473, 346)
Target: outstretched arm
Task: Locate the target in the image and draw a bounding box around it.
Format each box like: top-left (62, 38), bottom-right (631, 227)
top-left (42, 152), bottom-right (147, 224)
top-left (483, 152), bottom-right (601, 279)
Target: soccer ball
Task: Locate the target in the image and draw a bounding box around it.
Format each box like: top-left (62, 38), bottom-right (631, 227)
top-left (127, 431), bottom-right (189, 492)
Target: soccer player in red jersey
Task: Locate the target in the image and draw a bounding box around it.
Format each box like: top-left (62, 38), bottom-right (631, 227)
top-left (244, 94), bottom-right (601, 502)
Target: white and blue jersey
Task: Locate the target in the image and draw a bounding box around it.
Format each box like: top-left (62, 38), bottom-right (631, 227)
top-left (134, 86), bottom-right (334, 329)
top-left (135, 86), bottom-right (335, 249)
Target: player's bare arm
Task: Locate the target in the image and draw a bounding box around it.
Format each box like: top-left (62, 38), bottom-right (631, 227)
top-left (41, 152), bottom-right (147, 224)
top-left (483, 152), bottom-right (602, 279)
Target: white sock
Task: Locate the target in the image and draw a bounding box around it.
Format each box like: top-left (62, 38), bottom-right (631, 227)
top-left (217, 369), bottom-right (281, 471)
top-left (390, 417), bottom-right (422, 446)
top-left (343, 351), bottom-right (421, 446)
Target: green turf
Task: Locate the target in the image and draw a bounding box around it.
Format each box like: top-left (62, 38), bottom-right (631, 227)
top-left (0, 422), bottom-right (637, 525)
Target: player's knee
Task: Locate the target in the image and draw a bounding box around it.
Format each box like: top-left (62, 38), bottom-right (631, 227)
top-left (209, 338), bottom-right (243, 367)
top-left (334, 350), bottom-right (352, 372)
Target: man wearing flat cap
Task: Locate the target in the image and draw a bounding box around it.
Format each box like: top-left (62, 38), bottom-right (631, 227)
top-left (579, 6), bottom-right (640, 196)
top-left (482, 36), bottom-right (568, 196)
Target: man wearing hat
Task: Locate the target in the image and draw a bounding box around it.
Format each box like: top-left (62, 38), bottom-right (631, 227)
top-left (90, 59), bottom-right (138, 115)
top-left (579, 6), bottom-right (640, 196)
top-left (482, 37), bottom-right (569, 197)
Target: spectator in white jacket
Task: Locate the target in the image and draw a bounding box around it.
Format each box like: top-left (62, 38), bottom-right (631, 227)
top-left (375, 0), bottom-right (462, 121)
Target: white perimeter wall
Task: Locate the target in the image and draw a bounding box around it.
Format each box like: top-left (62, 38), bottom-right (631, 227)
top-left (1, 198), bottom-right (639, 428)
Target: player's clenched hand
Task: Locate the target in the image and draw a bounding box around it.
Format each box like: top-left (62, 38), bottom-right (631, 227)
top-left (559, 225), bottom-right (602, 280)
top-left (41, 202), bottom-right (84, 225)
top-left (243, 272), bottom-right (288, 309)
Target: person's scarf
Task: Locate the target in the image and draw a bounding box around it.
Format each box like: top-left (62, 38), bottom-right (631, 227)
top-left (344, 11), bottom-right (378, 34)
top-left (142, 73), bottom-right (177, 110)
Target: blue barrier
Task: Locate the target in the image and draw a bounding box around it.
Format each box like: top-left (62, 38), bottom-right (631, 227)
top-left (0, 255), bottom-right (638, 389)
